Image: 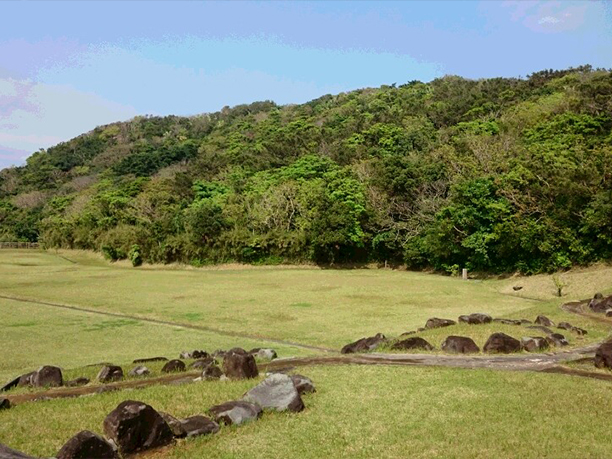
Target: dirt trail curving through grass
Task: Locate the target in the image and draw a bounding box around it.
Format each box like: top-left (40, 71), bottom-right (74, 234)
top-left (5, 298), bottom-right (610, 406)
top-left (0, 293), bottom-right (334, 353)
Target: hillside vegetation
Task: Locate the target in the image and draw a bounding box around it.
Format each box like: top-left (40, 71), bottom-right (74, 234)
top-left (1, 65), bottom-right (611, 273)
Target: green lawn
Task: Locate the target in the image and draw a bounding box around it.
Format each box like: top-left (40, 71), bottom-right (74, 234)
top-left (3, 365), bottom-right (612, 459)
top-left (1, 250), bottom-right (609, 356)
top-left (2, 249), bottom-right (612, 459)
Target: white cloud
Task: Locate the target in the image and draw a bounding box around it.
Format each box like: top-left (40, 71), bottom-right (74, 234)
top-left (0, 78), bottom-right (137, 168)
top-left (538, 16), bottom-right (561, 25)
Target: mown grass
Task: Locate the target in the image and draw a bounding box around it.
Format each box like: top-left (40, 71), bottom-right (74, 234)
top-left (1, 250), bottom-right (610, 354)
top-left (3, 365), bottom-right (612, 459)
top-left (0, 297), bottom-right (310, 383)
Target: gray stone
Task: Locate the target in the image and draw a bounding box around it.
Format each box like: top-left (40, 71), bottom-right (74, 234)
top-left (458, 313), bottom-right (492, 325)
top-left (250, 348), bottom-right (278, 361)
top-left (425, 317), bottom-right (456, 329)
top-left (209, 400), bottom-right (262, 426)
top-left (32, 365), bottom-right (63, 388)
top-left (291, 374), bottom-right (316, 394)
top-left (128, 366), bottom-right (150, 377)
top-left (243, 373), bottom-right (304, 412)
top-left (441, 336), bottom-right (480, 354)
top-left (521, 336), bottom-right (549, 352)
top-left (97, 366), bottom-right (124, 383)
top-left (178, 416), bottom-right (219, 438)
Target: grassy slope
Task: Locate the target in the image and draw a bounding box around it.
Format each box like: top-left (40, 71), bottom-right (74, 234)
top-left (1, 250), bottom-right (610, 356)
top-left (2, 365), bottom-right (612, 459)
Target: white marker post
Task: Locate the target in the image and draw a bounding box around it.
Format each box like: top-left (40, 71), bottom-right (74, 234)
top-left (462, 268), bottom-right (468, 280)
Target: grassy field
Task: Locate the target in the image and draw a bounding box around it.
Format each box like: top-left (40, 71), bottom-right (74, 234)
top-left (1, 249), bottom-right (612, 458)
top-left (3, 365), bottom-right (612, 458)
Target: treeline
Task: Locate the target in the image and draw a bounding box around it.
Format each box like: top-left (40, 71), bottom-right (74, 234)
top-left (1, 65), bottom-right (611, 273)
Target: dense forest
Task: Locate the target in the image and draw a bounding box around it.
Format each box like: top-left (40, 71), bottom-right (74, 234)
top-left (1, 65), bottom-right (611, 273)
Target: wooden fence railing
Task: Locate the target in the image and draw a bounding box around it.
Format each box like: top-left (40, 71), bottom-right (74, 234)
top-left (0, 242), bottom-right (40, 249)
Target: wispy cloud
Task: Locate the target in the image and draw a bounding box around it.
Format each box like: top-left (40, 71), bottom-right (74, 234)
top-left (502, 0), bottom-right (588, 32)
top-left (0, 78), bottom-right (136, 168)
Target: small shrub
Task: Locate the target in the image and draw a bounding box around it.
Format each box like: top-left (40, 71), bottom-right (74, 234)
top-left (129, 244), bottom-right (143, 267)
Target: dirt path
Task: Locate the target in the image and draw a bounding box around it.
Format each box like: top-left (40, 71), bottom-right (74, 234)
top-left (4, 298), bottom-right (610, 406)
top-left (0, 293), bottom-right (334, 353)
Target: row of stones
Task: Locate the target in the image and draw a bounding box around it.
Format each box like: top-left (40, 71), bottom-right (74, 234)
top-left (341, 313), bottom-right (583, 354)
top-left (0, 350), bottom-right (315, 459)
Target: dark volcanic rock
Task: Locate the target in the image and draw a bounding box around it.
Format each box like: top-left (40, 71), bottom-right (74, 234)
top-left (589, 294), bottom-right (612, 313)
top-left (0, 443), bottom-right (36, 459)
top-left (512, 286), bottom-right (523, 291)
top-left (425, 317), bottom-right (456, 329)
top-left (535, 315), bottom-right (555, 327)
top-left (209, 400), bottom-right (262, 426)
top-left (97, 366), bottom-right (124, 383)
top-left (213, 349), bottom-right (227, 359)
top-left (291, 374), bottom-right (316, 394)
top-left (441, 336), bottom-right (480, 354)
top-left (65, 377), bottom-right (90, 387)
top-left (178, 416), bottom-right (219, 438)
top-left (56, 430), bottom-right (119, 459)
top-left (243, 373), bottom-right (304, 412)
top-left (190, 357), bottom-right (215, 370)
top-left (222, 348), bottom-right (258, 379)
top-left (458, 313), bottom-right (492, 325)
top-left (161, 360), bottom-right (186, 373)
top-left (400, 330), bottom-right (416, 336)
top-left (32, 366), bottom-right (63, 388)
top-left (494, 318), bottom-right (522, 326)
top-left (340, 333), bottom-right (387, 354)
top-left (391, 337), bottom-right (434, 351)
top-left (558, 322), bottom-right (587, 336)
top-left (128, 366), bottom-right (150, 377)
top-left (521, 336), bottom-right (549, 352)
top-left (483, 333), bottom-right (521, 353)
top-left (0, 397), bottom-right (10, 410)
top-left (202, 365), bottom-right (223, 380)
top-left (192, 350), bottom-right (209, 359)
top-left (546, 333), bottom-right (569, 347)
top-left (1, 376), bottom-right (21, 392)
top-left (103, 400), bottom-right (174, 454)
top-left (133, 357), bottom-right (168, 364)
top-left (594, 342), bottom-right (612, 369)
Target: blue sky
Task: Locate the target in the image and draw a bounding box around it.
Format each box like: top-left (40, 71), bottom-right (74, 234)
top-left (1, 0), bottom-right (611, 168)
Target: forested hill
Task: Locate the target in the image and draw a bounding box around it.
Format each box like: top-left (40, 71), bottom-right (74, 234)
top-left (1, 66), bottom-right (611, 273)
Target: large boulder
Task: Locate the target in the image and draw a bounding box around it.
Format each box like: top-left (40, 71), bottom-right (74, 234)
top-left (243, 373), bottom-right (304, 412)
top-left (32, 366), bottom-right (63, 388)
top-left (222, 348), bottom-right (258, 379)
top-left (594, 342), bottom-right (612, 369)
top-left (161, 360), bottom-right (186, 373)
top-left (56, 430), bottom-right (119, 459)
top-left (0, 443), bottom-right (36, 459)
top-left (340, 333), bottom-right (387, 354)
top-left (128, 366), bottom-right (150, 377)
top-left (425, 318), bottom-right (456, 329)
top-left (103, 400), bottom-right (174, 454)
top-left (0, 397), bottom-right (10, 410)
top-left (177, 416), bottom-right (219, 438)
top-left (249, 348), bottom-right (278, 361)
top-left (535, 315), bottom-right (554, 327)
top-left (97, 366), bottom-right (123, 383)
top-left (391, 337), bottom-right (434, 351)
top-left (291, 374), bottom-right (316, 395)
top-left (441, 336), bottom-right (480, 354)
top-left (209, 400), bottom-right (262, 426)
top-left (521, 337), bottom-right (549, 352)
top-left (458, 313), bottom-right (492, 325)
top-left (483, 333), bottom-right (521, 353)
top-left (546, 333), bottom-right (569, 347)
